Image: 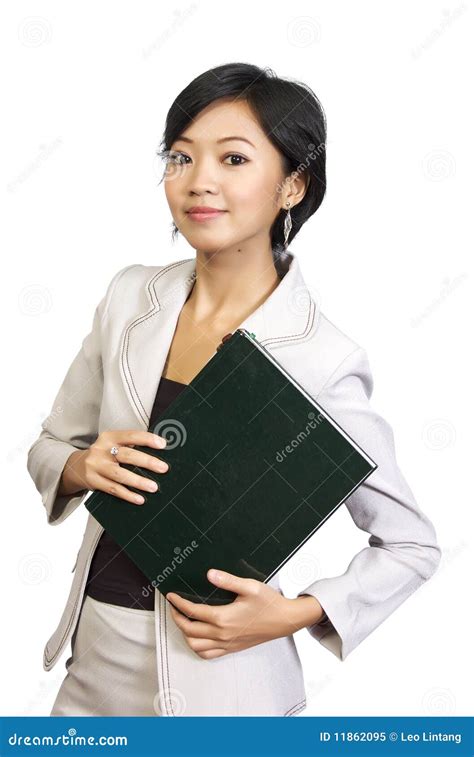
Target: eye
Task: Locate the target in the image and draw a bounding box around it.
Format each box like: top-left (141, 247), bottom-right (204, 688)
top-left (165, 151), bottom-right (190, 165)
top-left (223, 154), bottom-right (248, 166)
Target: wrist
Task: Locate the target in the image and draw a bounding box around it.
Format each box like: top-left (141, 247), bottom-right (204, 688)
top-left (58, 450), bottom-right (88, 496)
top-left (290, 594), bottom-right (326, 632)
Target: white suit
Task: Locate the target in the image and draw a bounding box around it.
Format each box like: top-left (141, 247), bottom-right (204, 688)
top-left (27, 252), bottom-right (441, 716)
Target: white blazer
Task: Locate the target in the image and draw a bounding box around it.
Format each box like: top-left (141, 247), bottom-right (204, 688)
top-left (27, 252), bottom-right (441, 716)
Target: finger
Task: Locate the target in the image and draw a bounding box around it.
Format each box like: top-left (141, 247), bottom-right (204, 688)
top-left (199, 648), bottom-right (228, 659)
top-left (93, 473), bottom-right (148, 506)
top-left (117, 446), bottom-right (170, 475)
top-left (169, 605), bottom-right (220, 640)
top-left (166, 593), bottom-right (217, 624)
top-left (104, 458), bottom-right (160, 496)
top-left (207, 568), bottom-right (258, 597)
top-left (112, 430), bottom-right (168, 450)
top-left (185, 636), bottom-right (230, 653)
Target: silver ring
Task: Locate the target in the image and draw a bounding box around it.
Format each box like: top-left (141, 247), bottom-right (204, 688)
top-left (110, 445), bottom-right (120, 457)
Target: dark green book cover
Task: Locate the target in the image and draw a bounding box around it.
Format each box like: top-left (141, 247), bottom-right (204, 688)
top-left (85, 328), bottom-right (377, 605)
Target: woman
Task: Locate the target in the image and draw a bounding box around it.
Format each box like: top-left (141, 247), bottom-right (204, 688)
top-left (27, 62), bottom-right (441, 717)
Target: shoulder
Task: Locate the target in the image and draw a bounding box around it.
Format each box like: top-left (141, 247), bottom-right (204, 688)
top-left (303, 308), bottom-right (373, 400)
top-left (102, 260), bottom-right (192, 316)
top-left (104, 259), bottom-right (193, 297)
top-left (315, 309), bottom-right (362, 358)
top-left (104, 262), bottom-right (165, 293)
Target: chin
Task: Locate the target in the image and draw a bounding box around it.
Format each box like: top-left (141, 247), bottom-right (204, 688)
top-left (187, 234), bottom-right (239, 255)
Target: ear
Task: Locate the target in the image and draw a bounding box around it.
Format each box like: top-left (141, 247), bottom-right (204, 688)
top-left (282, 169), bottom-right (309, 210)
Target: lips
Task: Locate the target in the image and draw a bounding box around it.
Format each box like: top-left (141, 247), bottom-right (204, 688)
top-left (187, 208), bottom-right (225, 215)
top-left (186, 208), bottom-right (227, 222)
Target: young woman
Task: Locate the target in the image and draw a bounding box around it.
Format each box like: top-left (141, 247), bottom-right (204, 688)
top-left (27, 62), bottom-right (441, 717)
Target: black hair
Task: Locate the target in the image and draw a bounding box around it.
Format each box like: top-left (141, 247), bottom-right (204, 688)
top-left (157, 62), bottom-right (327, 256)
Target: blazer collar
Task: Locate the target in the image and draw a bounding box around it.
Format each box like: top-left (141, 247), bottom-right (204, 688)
top-left (120, 251), bottom-right (319, 428)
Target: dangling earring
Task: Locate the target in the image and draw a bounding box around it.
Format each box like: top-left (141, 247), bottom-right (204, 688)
top-left (283, 201), bottom-right (292, 250)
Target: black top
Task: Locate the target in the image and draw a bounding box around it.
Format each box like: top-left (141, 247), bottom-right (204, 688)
top-left (84, 375), bottom-right (188, 610)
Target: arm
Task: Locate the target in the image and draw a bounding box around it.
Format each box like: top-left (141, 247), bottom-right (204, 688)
top-left (26, 264), bottom-right (137, 526)
top-left (296, 347), bottom-right (441, 660)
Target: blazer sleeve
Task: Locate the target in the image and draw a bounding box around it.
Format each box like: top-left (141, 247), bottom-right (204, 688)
top-left (26, 264), bottom-right (136, 526)
top-left (297, 346), bottom-right (441, 660)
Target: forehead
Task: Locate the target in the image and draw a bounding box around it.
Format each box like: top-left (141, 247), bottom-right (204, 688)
top-left (176, 98), bottom-right (266, 146)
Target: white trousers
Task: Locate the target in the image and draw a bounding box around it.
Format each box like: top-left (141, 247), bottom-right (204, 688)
top-left (50, 595), bottom-right (160, 716)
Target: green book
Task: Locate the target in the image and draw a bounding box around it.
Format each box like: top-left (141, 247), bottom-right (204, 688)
top-left (85, 328), bottom-right (377, 605)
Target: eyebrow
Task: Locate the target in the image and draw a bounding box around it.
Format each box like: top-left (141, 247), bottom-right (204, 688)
top-left (174, 135), bottom-right (256, 148)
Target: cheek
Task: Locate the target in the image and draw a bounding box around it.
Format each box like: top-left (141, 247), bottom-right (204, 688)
top-left (164, 180), bottom-right (178, 211)
top-left (229, 171), bottom-right (281, 219)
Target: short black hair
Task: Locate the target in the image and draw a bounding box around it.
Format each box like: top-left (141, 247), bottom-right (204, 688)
top-left (157, 62), bottom-right (327, 255)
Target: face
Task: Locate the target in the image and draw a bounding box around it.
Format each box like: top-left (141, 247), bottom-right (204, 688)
top-left (163, 98), bottom-right (302, 256)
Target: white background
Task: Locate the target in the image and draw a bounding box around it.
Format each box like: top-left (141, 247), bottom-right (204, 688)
top-left (1, 0), bottom-right (471, 717)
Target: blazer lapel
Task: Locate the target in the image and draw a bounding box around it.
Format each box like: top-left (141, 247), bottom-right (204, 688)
top-left (119, 252), bottom-right (319, 429)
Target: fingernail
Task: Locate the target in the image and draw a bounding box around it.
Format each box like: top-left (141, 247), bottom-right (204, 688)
top-left (134, 495), bottom-right (145, 504)
top-left (155, 435), bottom-right (167, 448)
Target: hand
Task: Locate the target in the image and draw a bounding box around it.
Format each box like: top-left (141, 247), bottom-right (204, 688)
top-left (58, 430), bottom-right (170, 505)
top-left (166, 568), bottom-right (325, 659)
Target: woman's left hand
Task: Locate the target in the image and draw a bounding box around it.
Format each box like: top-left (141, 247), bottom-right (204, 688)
top-left (166, 568), bottom-right (324, 659)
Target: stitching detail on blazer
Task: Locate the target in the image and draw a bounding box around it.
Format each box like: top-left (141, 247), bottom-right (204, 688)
top-left (44, 526), bottom-right (104, 667)
top-left (124, 261), bottom-right (187, 422)
top-left (161, 592), bottom-right (174, 716)
top-left (158, 593), bottom-right (168, 715)
top-left (164, 593), bottom-right (174, 716)
top-left (158, 591), bottom-right (175, 716)
top-left (261, 296), bottom-right (317, 347)
top-left (122, 261), bottom-right (190, 426)
top-left (102, 264), bottom-right (142, 328)
top-left (284, 699), bottom-right (307, 716)
top-left (123, 262), bottom-right (318, 422)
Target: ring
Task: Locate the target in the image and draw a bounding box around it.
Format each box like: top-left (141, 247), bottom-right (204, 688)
top-left (110, 445), bottom-right (120, 457)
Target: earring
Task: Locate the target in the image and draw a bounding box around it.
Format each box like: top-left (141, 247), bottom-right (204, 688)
top-left (283, 201), bottom-right (292, 249)
top-left (171, 221), bottom-right (180, 240)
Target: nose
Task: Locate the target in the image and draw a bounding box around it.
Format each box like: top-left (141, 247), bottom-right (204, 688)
top-left (186, 155), bottom-right (221, 197)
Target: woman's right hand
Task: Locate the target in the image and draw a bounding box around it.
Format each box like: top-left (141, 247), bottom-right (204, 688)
top-left (58, 430), bottom-right (169, 505)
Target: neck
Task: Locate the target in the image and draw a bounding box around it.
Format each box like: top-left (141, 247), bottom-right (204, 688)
top-left (185, 243), bottom-right (282, 330)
